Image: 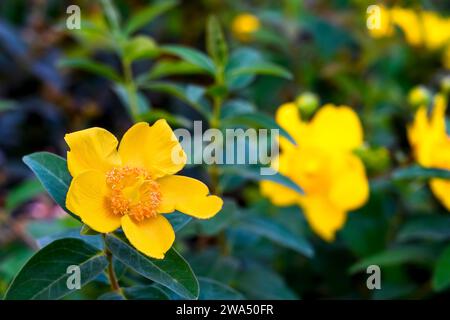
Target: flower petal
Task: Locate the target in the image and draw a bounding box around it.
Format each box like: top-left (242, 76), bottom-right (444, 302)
top-left (260, 180), bottom-right (299, 206)
top-left (275, 102), bottom-right (306, 149)
top-left (119, 120), bottom-right (187, 179)
top-left (329, 153), bottom-right (369, 211)
top-left (310, 105), bottom-right (363, 152)
top-left (65, 127), bottom-right (121, 177)
top-left (121, 214), bottom-right (175, 259)
top-left (300, 196), bottom-right (347, 242)
top-left (66, 170), bottom-right (121, 233)
top-left (157, 175), bottom-right (223, 218)
top-left (430, 179), bottom-right (450, 211)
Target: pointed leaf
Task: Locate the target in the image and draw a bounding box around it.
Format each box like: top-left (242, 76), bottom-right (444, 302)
top-left (125, 0), bottom-right (178, 34)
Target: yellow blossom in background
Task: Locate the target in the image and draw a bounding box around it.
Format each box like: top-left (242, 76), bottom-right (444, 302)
top-left (65, 120), bottom-right (223, 259)
top-left (369, 6), bottom-right (450, 67)
top-left (408, 95), bottom-right (450, 210)
top-left (232, 13), bottom-right (260, 41)
top-left (261, 103), bottom-right (369, 241)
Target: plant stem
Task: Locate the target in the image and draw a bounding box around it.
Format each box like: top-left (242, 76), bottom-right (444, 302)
top-left (103, 235), bottom-right (121, 292)
top-left (122, 59), bottom-right (140, 122)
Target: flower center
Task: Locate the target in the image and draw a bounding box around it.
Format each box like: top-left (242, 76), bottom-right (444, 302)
top-left (105, 166), bottom-right (162, 222)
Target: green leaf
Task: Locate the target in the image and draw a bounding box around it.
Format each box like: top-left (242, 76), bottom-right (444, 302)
top-left (125, 0), bottom-right (178, 35)
top-left (38, 228), bottom-right (103, 250)
top-left (206, 16), bottom-right (228, 67)
top-left (161, 45), bottom-right (216, 74)
top-left (221, 112), bottom-right (296, 145)
top-left (349, 245), bottom-right (438, 274)
top-left (59, 58), bottom-right (121, 82)
top-left (220, 165), bottom-right (303, 195)
top-left (145, 60), bottom-right (206, 80)
top-left (198, 199), bottom-right (237, 236)
top-left (141, 81), bottom-right (210, 117)
top-left (433, 245), bottom-right (450, 292)
top-left (98, 292), bottom-right (125, 300)
top-left (5, 238), bottom-right (108, 300)
top-left (113, 84), bottom-right (150, 116)
top-left (5, 179), bottom-right (44, 211)
top-left (100, 0), bottom-right (121, 33)
top-left (105, 233), bottom-right (199, 299)
top-left (123, 285), bottom-right (169, 300)
top-left (234, 216), bottom-right (313, 257)
top-left (235, 262), bottom-right (298, 299)
top-left (22, 152), bottom-right (78, 220)
top-left (227, 62), bottom-right (292, 80)
top-left (397, 215), bottom-right (450, 242)
top-left (165, 211), bottom-right (192, 232)
top-left (225, 48), bottom-right (263, 90)
top-left (392, 165), bottom-right (450, 181)
top-left (122, 36), bottom-right (158, 63)
top-left (80, 224), bottom-right (100, 236)
top-left (198, 277), bottom-right (244, 300)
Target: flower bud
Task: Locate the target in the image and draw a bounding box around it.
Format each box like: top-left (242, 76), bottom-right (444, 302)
top-left (440, 76), bottom-right (450, 95)
top-left (408, 85), bottom-right (431, 109)
top-left (296, 92), bottom-right (319, 117)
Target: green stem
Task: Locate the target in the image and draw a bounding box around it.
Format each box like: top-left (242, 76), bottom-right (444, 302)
top-left (122, 59), bottom-right (140, 122)
top-left (103, 235), bottom-right (121, 292)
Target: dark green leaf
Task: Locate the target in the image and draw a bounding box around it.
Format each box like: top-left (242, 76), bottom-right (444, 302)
top-left (198, 199), bottom-right (237, 236)
top-left (199, 277), bottom-right (244, 300)
top-left (105, 234), bottom-right (199, 299)
top-left (5, 238), bottom-right (107, 300)
top-left (22, 152), bottom-right (78, 220)
top-left (98, 292), bottom-right (125, 300)
top-left (220, 165), bottom-right (303, 195)
top-left (221, 112), bottom-right (296, 145)
top-left (392, 165), bottom-right (450, 181)
top-left (123, 285), bottom-right (169, 300)
top-left (350, 245), bottom-right (438, 274)
top-left (80, 224), bottom-right (100, 236)
top-left (227, 62), bottom-right (292, 80)
top-left (58, 58), bottom-right (121, 82)
top-left (397, 215), bottom-right (450, 242)
top-left (161, 45), bottom-right (215, 74)
top-left (206, 16), bottom-right (228, 67)
top-left (165, 211), bottom-right (192, 232)
top-left (141, 81), bottom-right (210, 117)
top-left (125, 0), bottom-right (178, 35)
top-left (433, 245), bottom-right (450, 292)
top-left (234, 216), bottom-right (313, 257)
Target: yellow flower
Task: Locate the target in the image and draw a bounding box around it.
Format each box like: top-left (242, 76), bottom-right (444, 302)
top-left (261, 103), bottom-right (369, 241)
top-left (408, 94), bottom-right (450, 210)
top-left (368, 5), bottom-right (394, 38)
top-left (232, 13), bottom-right (260, 41)
top-left (65, 120), bottom-right (223, 258)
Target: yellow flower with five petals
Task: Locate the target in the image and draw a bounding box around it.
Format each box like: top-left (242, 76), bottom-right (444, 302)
top-left (261, 103), bottom-right (369, 241)
top-left (65, 120), bottom-right (223, 259)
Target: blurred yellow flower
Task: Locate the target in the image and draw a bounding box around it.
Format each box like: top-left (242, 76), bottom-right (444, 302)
top-left (65, 120), bottom-right (223, 258)
top-left (369, 6), bottom-right (450, 52)
top-left (261, 103), bottom-right (369, 241)
top-left (408, 95), bottom-right (450, 210)
top-left (232, 13), bottom-right (260, 41)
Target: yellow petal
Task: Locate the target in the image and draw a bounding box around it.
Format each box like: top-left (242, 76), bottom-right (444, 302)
top-left (65, 127), bottom-right (121, 177)
top-left (430, 179), bottom-right (450, 211)
top-left (119, 121), bottom-right (187, 179)
top-left (430, 94), bottom-right (447, 139)
top-left (260, 180), bottom-right (299, 206)
top-left (157, 175), bottom-right (223, 219)
top-left (329, 153), bottom-right (369, 211)
top-left (275, 103), bottom-right (305, 149)
top-left (300, 196), bottom-right (347, 242)
top-left (66, 170), bottom-right (121, 233)
top-left (310, 105), bottom-right (363, 152)
top-left (121, 214), bottom-right (175, 259)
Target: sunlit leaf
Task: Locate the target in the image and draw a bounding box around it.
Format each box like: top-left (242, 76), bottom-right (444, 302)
top-left (161, 45), bottom-right (215, 74)
top-left (125, 0), bottom-right (178, 35)
top-left (59, 58), bottom-right (121, 82)
top-left (206, 16), bottom-right (228, 68)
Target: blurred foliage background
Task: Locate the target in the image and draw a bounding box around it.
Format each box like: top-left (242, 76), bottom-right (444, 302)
top-left (1, 0), bottom-right (450, 300)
